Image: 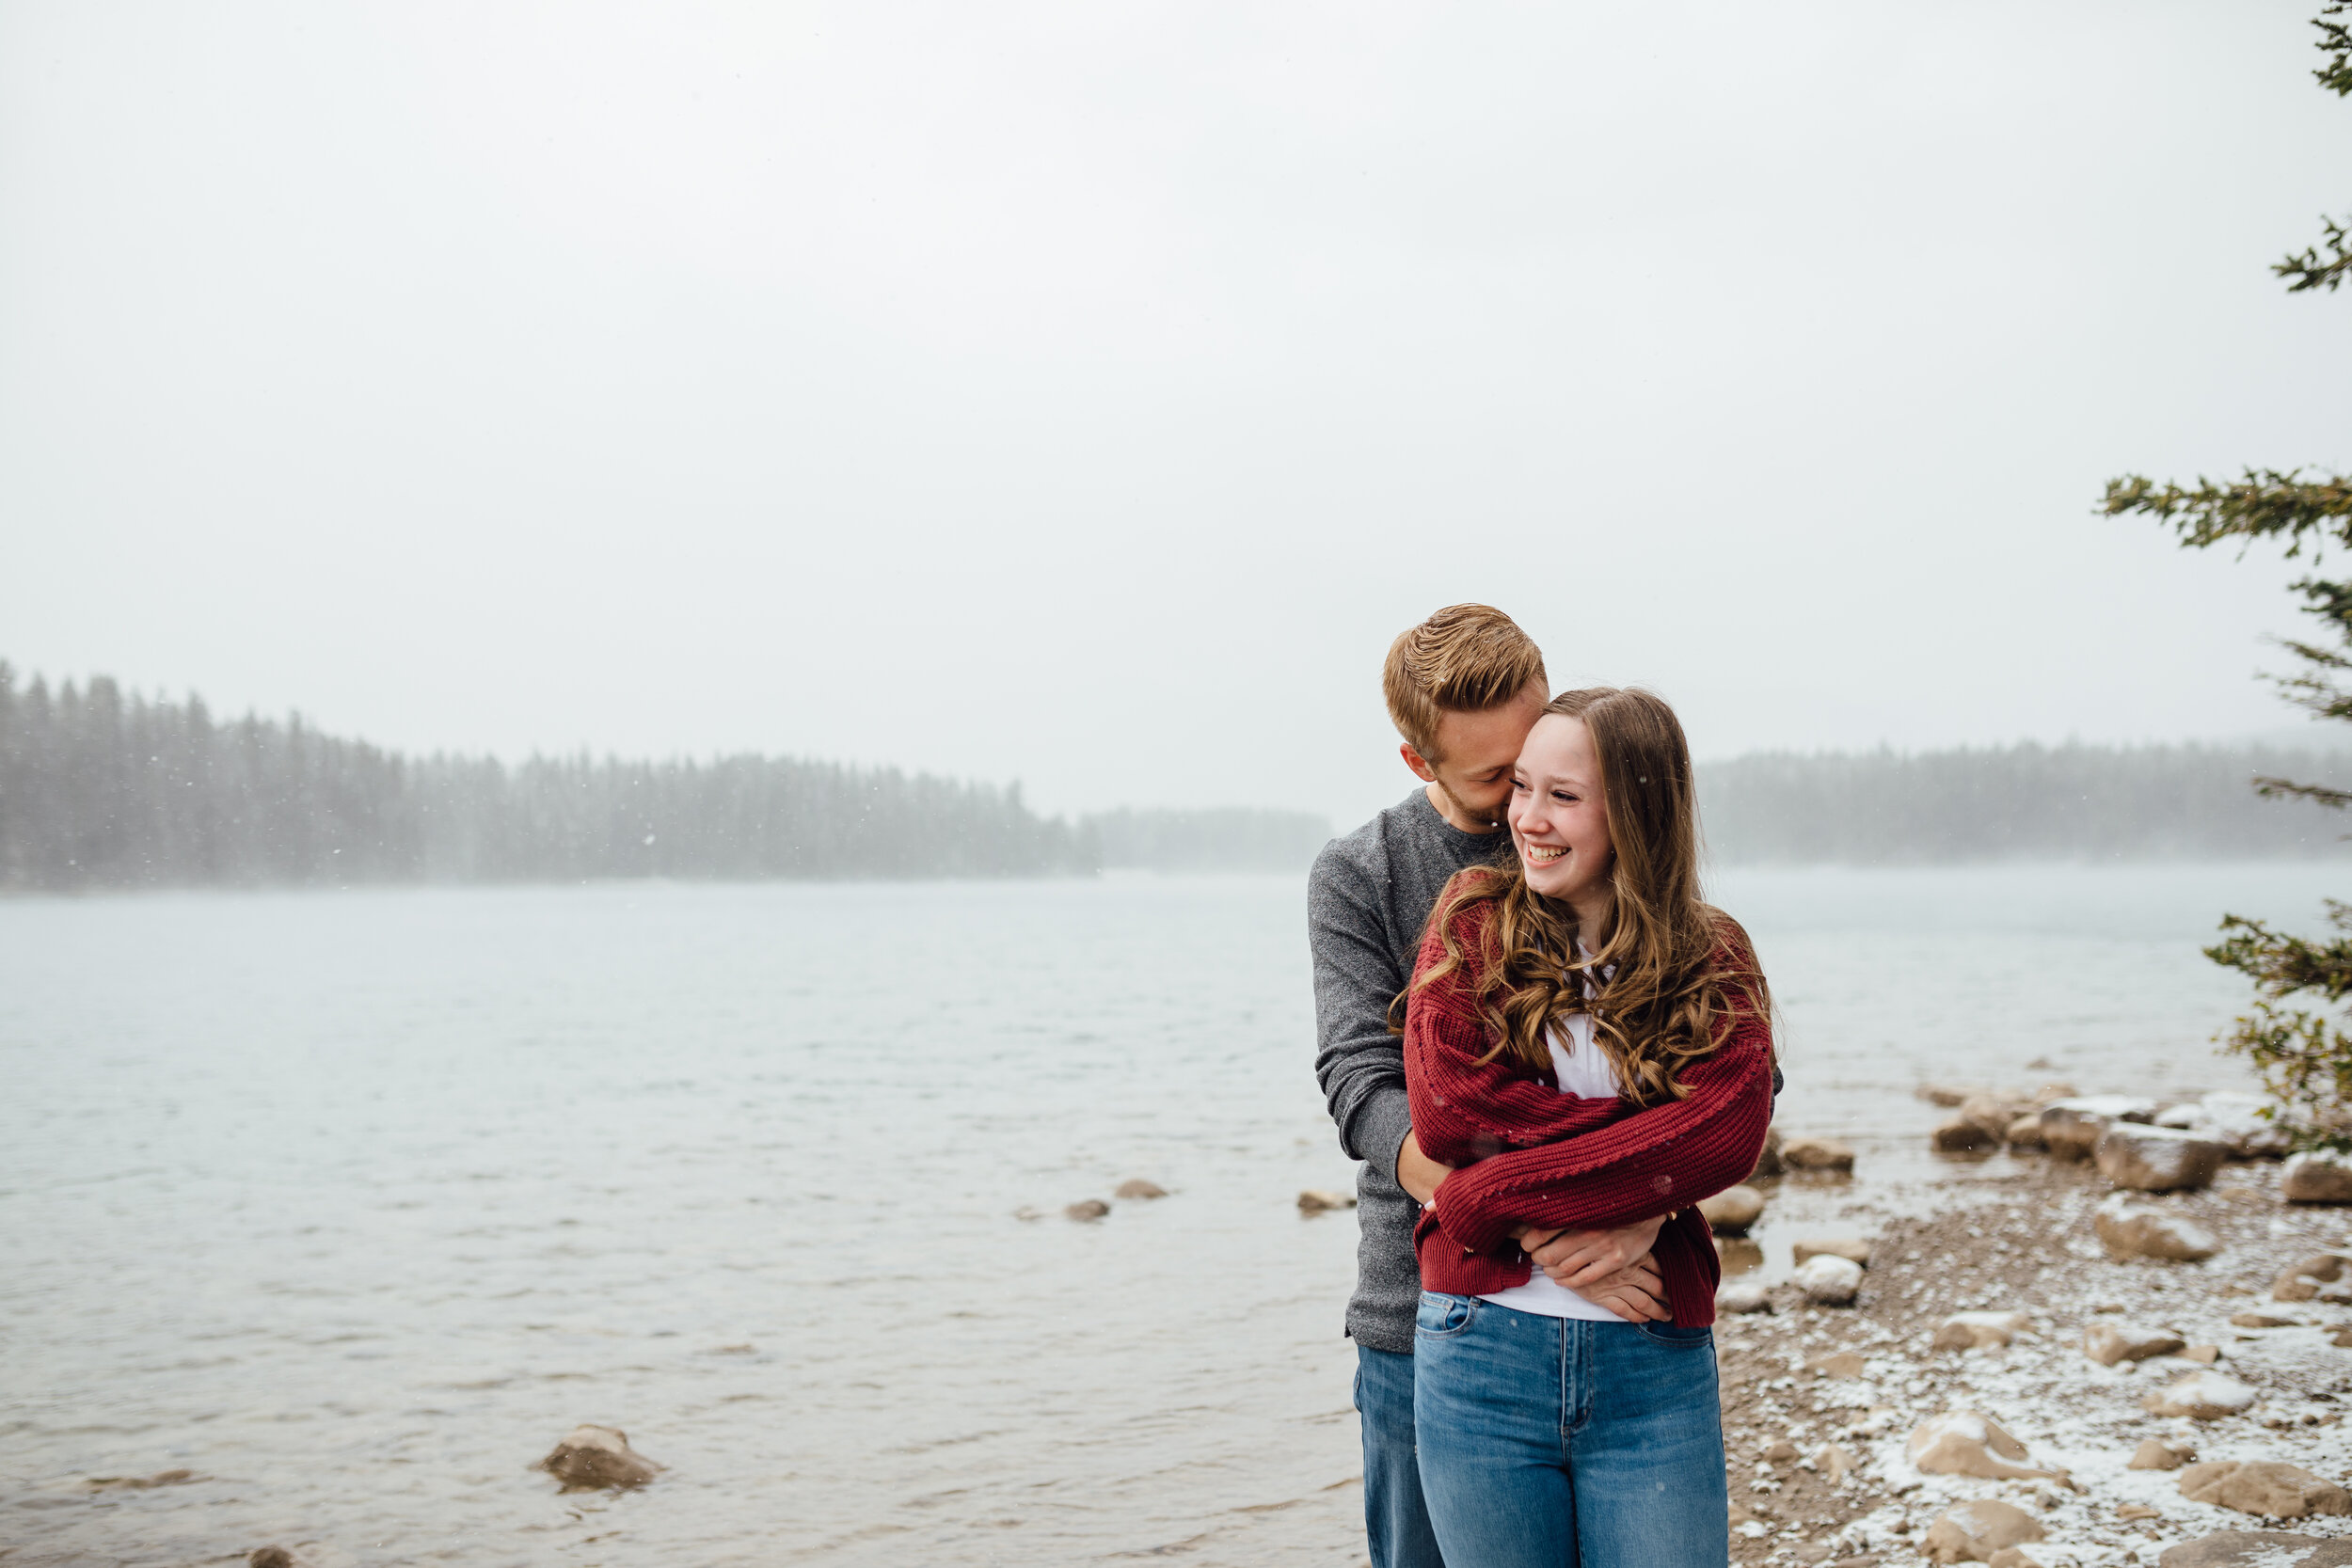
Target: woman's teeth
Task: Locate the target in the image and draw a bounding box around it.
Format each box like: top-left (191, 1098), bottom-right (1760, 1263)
top-left (1525, 845), bottom-right (1566, 863)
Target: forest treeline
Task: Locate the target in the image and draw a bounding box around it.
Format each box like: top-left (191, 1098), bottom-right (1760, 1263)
top-left (0, 666), bottom-right (1097, 889)
top-left (6, 665), bottom-right (2347, 890)
top-left (1699, 741), bottom-right (2352, 864)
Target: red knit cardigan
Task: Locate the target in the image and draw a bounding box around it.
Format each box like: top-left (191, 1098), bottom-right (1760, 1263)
top-left (1403, 891), bottom-right (1775, 1327)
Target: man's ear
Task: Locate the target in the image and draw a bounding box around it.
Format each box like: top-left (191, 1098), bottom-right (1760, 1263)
top-left (1399, 741), bottom-right (1439, 784)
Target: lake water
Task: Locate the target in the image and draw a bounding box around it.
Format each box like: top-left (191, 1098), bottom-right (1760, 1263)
top-left (2, 863), bottom-right (2344, 1567)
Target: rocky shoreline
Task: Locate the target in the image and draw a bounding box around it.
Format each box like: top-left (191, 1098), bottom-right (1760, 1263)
top-left (1714, 1124), bottom-right (2352, 1566)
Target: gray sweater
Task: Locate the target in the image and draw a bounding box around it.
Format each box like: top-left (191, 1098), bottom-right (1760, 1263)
top-left (1309, 787), bottom-right (1508, 1354)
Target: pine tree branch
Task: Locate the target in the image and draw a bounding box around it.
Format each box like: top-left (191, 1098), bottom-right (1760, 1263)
top-left (2254, 774), bottom-right (2352, 809)
top-left (2101, 470), bottom-right (2352, 555)
top-left (2319, 1), bottom-right (2352, 95)
top-left (2280, 214), bottom-right (2352, 293)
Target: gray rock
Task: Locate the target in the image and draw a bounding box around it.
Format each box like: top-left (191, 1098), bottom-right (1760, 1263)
top-left (1922, 1497), bottom-right (2043, 1563)
top-left (1716, 1279), bottom-right (1772, 1313)
top-left (2161, 1093), bottom-right (2296, 1158)
top-left (2084, 1318), bottom-right (2185, 1366)
top-left (2273, 1253), bottom-right (2350, 1300)
top-left (1904, 1410), bottom-right (2069, 1482)
top-left (1932, 1117), bottom-right (2001, 1153)
top-left (2158, 1534), bottom-right (2352, 1567)
top-left (2096, 1123), bottom-right (2228, 1192)
top-left (1792, 1253), bottom-right (1863, 1306)
top-left (2039, 1096), bottom-right (2157, 1160)
top-left (1960, 1091), bottom-right (2034, 1132)
top-left (1792, 1235), bottom-right (1872, 1266)
top-left (538, 1424), bottom-right (661, 1491)
top-left (2130, 1437), bottom-right (2195, 1470)
top-left (2094, 1194), bottom-right (2219, 1260)
top-left (1933, 1310), bottom-right (2027, 1351)
top-left (1781, 1135), bottom-right (1855, 1173)
top-left (2143, 1370), bottom-right (2258, 1419)
top-left (2179, 1460), bottom-right (2352, 1519)
top-left (2284, 1151), bottom-right (2352, 1204)
top-left (1699, 1184), bottom-right (1766, 1235)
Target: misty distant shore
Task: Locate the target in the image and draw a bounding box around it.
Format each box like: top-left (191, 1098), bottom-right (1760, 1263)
top-left (1, 665), bottom-right (2344, 893)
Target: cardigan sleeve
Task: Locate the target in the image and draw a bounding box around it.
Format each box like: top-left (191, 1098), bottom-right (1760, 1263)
top-left (1403, 905), bottom-right (1632, 1165)
top-left (1430, 1014), bottom-right (1774, 1255)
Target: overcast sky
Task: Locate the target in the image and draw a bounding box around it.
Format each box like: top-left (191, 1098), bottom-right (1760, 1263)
top-left (4, 2), bottom-right (2347, 827)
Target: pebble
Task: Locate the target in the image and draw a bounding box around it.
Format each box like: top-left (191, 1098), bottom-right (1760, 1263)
top-left (1781, 1135), bottom-right (1855, 1173)
top-left (2231, 1312), bottom-right (2296, 1328)
top-left (1114, 1179), bottom-right (1168, 1200)
top-left (1933, 1309), bottom-right (2028, 1351)
top-left (2006, 1113), bottom-right (2048, 1149)
top-left (2285, 1151), bottom-right (2352, 1204)
top-left (537, 1424), bottom-right (662, 1491)
top-left (1792, 1253), bottom-right (1864, 1306)
top-left (1698, 1183), bottom-right (1765, 1235)
top-left (2179, 1460), bottom-right (2352, 1519)
top-left (1750, 1125), bottom-right (1785, 1180)
top-left (2095, 1123), bottom-right (2228, 1192)
top-left (248, 1552), bottom-right (295, 1568)
top-left (1066, 1199), bottom-right (1111, 1221)
top-left (2143, 1369), bottom-right (2259, 1419)
top-left (1295, 1189), bottom-right (1355, 1213)
top-left (2084, 1317), bottom-right (2186, 1366)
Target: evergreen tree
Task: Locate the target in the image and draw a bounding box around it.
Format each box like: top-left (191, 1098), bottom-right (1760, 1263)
top-left (2101, 5), bottom-right (2352, 1147)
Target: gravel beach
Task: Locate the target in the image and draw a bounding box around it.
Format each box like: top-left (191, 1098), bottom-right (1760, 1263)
top-left (1717, 1147), bottom-right (2352, 1566)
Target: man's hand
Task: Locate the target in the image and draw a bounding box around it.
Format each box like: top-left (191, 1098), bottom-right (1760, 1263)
top-left (1578, 1257), bottom-right (1670, 1323)
top-left (1521, 1215), bottom-right (1668, 1292)
top-left (1396, 1131), bottom-right (1454, 1207)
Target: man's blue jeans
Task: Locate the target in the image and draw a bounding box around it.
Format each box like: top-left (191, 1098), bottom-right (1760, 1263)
top-left (1410, 1292), bottom-right (1730, 1567)
top-left (1354, 1343), bottom-right (1447, 1568)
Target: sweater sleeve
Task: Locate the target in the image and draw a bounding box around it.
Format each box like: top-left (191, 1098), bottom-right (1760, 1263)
top-left (1310, 842), bottom-right (1414, 1180)
top-left (1430, 1015), bottom-right (1775, 1254)
top-left (1402, 903), bottom-right (1632, 1164)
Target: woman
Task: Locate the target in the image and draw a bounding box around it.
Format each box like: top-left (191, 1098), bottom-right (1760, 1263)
top-left (1403, 686), bottom-right (1774, 1567)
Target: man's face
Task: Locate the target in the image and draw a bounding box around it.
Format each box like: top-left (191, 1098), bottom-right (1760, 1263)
top-left (1403, 679), bottom-right (1549, 831)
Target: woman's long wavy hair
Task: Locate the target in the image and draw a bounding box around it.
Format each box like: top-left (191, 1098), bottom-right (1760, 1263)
top-left (1409, 686), bottom-right (1771, 1106)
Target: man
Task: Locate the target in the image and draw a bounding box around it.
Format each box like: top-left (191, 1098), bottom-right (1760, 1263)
top-left (1309, 605), bottom-right (1664, 1568)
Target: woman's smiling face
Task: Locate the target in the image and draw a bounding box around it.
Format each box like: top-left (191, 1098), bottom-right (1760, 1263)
top-left (1508, 712), bottom-right (1613, 910)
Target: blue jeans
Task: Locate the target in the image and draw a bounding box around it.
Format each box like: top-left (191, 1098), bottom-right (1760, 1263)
top-left (1411, 1292), bottom-right (1729, 1568)
top-left (1354, 1343), bottom-right (1448, 1568)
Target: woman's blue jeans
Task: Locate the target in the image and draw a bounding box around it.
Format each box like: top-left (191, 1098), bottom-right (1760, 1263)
top-left (1411, 1291), bottom-right (1730, 1568)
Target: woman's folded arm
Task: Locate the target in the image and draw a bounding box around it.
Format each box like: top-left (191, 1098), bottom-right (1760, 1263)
top-left (1430, 1021), bottom-right (1774, 1254)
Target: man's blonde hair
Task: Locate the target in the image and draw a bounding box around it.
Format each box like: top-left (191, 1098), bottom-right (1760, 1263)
top-left (1382, 604), bottom-right (1547, 762)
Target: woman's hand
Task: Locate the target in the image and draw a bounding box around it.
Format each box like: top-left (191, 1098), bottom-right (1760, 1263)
top-left (1578, 1257), bottom-right (1670, 1323)
top-left (1521, 1214), bottom-right (1667, 1292)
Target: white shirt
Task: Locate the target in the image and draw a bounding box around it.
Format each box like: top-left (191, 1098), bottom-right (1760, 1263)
top-left (1476, 954), bottom-right (1623, 1321)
